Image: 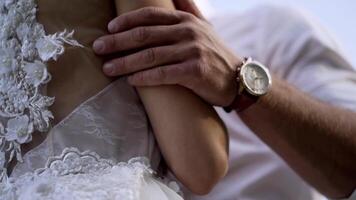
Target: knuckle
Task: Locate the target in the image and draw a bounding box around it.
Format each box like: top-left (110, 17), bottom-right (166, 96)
top-left (131, 27), bottom-right (149, 42)
top-left (181, 12), bottom-right (196, 21)
top-left (141, 7), bottom-right (159, 18)
top-left (170, 11), bottom-right (183, 22)
top-left (191, 60), bottom-right (205, 77)
top-left (117, 15), bottom-right (130, 28)
top-left (112, 57), bottom-right (126, 74)
top-left (190, 42), bottom-right (205, 58)
top-left (143, 48), bottom-right (156, 64)
top-left (156, 67), bottom-right (167, 79)
top-left (117, 56), bottom-right (126, 70)
top-left (182, 23), bottom-right (199, 40)
top-left (108, 35), bottom-right (118, 50)
top-left (135, 72), bottom-right (145, 83)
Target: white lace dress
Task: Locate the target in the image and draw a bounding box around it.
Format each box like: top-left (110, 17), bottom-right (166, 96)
top-left (0, 0), bottom-right (183, 199)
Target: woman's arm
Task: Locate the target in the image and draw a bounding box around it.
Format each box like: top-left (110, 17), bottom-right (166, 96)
top-left (112, 0), bottom-right (228, 195)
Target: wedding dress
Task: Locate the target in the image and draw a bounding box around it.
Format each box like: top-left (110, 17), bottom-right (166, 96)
top-left (0, 0), bottom-right (183, 199)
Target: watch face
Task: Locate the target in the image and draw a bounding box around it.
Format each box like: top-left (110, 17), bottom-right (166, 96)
top-left (241, 61), bottom-right (271, 96)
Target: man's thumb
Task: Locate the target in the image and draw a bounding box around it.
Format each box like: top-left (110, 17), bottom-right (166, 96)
top-left (173, 0), bottom-right (205, 19)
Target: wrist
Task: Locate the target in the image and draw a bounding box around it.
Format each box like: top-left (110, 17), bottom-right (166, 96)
top-left (221, 55), bottom-right (244, 106)
top-left (223, 57), bottom-right (246, 111)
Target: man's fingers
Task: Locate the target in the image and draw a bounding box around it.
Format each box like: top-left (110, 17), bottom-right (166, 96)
top-left (108, 7), bottom-right (182, 33)
top-left (93, 25), bottom-right (183, 55)
top-left (127, 62), bottom-right (191, 86)
top-left (173, 0), bottom-right (205, 19)
top-left (103, 45), bottom-right (189, 76)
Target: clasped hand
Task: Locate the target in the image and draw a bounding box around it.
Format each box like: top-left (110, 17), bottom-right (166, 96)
top-left (93, 3), bottom-right (242, 106)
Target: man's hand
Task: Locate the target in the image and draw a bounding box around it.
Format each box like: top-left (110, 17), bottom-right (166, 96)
top-left (93, 1), bottom-right (242, 106)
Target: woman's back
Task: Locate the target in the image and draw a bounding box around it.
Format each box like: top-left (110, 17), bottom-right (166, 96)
top-left (37, 0), bottom-right (116, 122)
top-left (17, 0), bottom-right (138, 162)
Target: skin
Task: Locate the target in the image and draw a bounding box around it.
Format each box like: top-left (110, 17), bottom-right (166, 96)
top-left (94, 0), bottom-right (356, 198)
top-left (109, 0), bottom-right (229, 195)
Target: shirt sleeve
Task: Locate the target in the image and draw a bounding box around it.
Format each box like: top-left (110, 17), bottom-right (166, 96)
top-left (254, 5), bottom-right (356, 112)
top-left (258, 7), bottom-right (356, 199)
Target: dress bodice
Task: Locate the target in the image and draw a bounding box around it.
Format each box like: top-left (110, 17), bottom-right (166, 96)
top-left (0, 1), bottom-right (183, 199)
top-left (0, 0), bottom-right (161, 178)
top-left (11, 78), bottom-right (161, 178)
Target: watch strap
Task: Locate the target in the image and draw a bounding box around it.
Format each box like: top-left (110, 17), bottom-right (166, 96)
top-left (224, 90), bottom-right (258, 113)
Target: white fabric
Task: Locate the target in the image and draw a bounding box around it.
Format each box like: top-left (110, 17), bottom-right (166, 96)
top-left (185, 5), bottom-right (356, 200)
top-left (0, 0), bottom-right (183, 199)
top-left (3, 148), bottom-right (182, 200)
top-left (5, 78), bottom-right (183, 199)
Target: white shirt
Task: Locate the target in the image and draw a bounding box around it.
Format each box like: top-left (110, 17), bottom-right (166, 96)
top-left (185, 5), bottom-right (356, 200)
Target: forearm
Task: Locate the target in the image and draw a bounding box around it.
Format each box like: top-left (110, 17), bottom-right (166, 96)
top-left (115, 0), bottom-right (173, 12)
top-left (114, 0), bottom-right (228, 194)
top-left (138, 85), bottom-right (228, 194)
top-left (239, 77), bottom-right (356, 198)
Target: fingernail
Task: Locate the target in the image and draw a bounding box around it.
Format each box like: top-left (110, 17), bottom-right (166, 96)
top-left (108, 21), bottom-right (118, 33)
top-left (103, 63), bottom-right (114, 75)
top-left (93, 40), bottom-right (105, 53)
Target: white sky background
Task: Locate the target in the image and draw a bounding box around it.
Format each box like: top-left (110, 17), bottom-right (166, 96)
top-left (194, 0), bottom-right (356, 67)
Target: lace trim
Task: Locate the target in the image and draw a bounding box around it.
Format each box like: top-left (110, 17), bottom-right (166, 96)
top-left (34, 148), bottom-right (153, 176)
top-left (0, 0), bottom-right (82, 177)
top-left (1, 148), bottom-right (177, 200)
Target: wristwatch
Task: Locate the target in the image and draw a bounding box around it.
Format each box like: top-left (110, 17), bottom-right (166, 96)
top-left (224, 57), bottom-right (272, 113)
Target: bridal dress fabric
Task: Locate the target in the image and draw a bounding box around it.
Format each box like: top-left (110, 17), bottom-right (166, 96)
top-left (0, 0), bottom-right (183, 199)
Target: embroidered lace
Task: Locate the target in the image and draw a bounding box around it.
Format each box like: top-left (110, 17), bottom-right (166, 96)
top-left (0, 0), bottom-right (82, 178)
top-left (0, 147), bottom-right (166, 200)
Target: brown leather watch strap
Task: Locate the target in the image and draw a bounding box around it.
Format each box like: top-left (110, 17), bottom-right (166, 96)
top-left (224, 90), bottom-right (258, 113)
